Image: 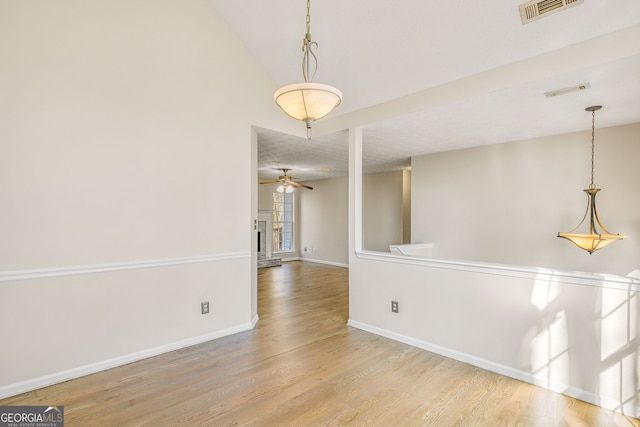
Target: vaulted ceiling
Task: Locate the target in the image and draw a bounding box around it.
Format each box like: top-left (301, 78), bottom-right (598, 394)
top-left (209, 0), bottom-right (640, 182)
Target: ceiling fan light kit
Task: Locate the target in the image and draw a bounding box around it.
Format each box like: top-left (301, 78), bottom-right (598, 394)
top-left (259, 169), bottom-right (314, 193)
top-left (557, 106), bottom-right (626, 254)
top-left (277, 184), bottom-right (295, 194)
top-left (274, 0), bottom-right (342, 139)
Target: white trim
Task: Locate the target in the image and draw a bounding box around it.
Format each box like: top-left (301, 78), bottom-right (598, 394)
top-left (347, 319), bottom-right (640, 419)
top-left (0, 252), bottom-right (251, 283)
top-left (300, 258), bottom-right (349, 268)
top-left (251, 314), bottom-right (259, 328)
top-left (355, 250), bottom-right (640, 292)
top-left (263, 258), bottom-right (349, 268)
top-left (257, 210), bottom-right (273, 259)
top-left (351, 127), bottom-right (363, 253)
top-left (0, 321), bottom-right (254, 400)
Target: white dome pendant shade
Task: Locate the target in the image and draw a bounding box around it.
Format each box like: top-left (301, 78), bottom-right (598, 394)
top-left (274, 0), bottom-right (341, 139)
top-left (274, 82), bottom-right (342, 128)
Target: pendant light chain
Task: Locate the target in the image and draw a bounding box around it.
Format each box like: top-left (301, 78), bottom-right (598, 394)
top-left (306, 0), bottom-right (311, 38)
top-left (589, 109), bottom-right (596, 189)
top-left (301, 0), bottom-right (318, 83)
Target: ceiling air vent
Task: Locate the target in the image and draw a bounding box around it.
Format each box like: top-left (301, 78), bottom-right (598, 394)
top-left (519, 0), bottom-right (584, 24)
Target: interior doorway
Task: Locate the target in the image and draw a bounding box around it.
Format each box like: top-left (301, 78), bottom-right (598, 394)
top-left (257, 209), bottom-right (281, 268)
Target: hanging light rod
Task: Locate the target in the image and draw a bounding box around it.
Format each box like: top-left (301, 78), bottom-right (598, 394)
top-left (274, 0), bottom-right (342, 139)
top-left (557, 105), bottom-right (626, 254)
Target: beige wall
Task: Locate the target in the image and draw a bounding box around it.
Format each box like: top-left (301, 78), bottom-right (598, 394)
top-left (258, 183), bottom-right (276, 211)
top-left (363, 171), bottom-right (407, 252)
top-left (410, 123), bottom-right (640, 275)
top-left (0, 0), bottom-right (282, 394)
top-left (298, 176), bottom-right (349, 266)
top-left (402, 170), bottom-right (412, 244)
top-left (259, 176), bottom-right (349, 265)
top-left (259, 170), bottom-right (413, 266)
top-left (289, 170), bottom-right (409, 266)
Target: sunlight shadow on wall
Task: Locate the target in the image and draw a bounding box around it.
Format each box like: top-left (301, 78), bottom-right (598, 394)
top-left (601, 287), bottom-right (637, 360)
top-left (599, 352), bottom-right (638, 414)
top-left (531, 273), bottom-right (561, 311)
top-left (530, 310), bottom-right (570, 391)
top-left (599, 285), bottom-right (639, 414)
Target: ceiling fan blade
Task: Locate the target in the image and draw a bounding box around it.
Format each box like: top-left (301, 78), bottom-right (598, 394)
top-left (259, 180), bottom-right (278, 185)
top-left (289, 182), bottom-right (313, 190)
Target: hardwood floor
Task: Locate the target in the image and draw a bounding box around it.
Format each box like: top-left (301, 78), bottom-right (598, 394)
top-left (1, 261), bottom-right (637, 426)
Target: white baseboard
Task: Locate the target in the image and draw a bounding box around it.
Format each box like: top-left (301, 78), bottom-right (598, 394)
top-left (278, 257), bottom-right (348, 268)
top-left (301, 258), bottom-right (349, 268)
top-left (251, 314), bottom-right (259, 327)
top-left (0, 322), bottom-right (254, 400)
top-left (347, 319), bottom-right (639, 419)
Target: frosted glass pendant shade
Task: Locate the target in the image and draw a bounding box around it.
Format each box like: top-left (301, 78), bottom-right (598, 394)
top-left (274, 82), bottom-right (342, 124)
top-left (557, 232), bottom-right (622, 253)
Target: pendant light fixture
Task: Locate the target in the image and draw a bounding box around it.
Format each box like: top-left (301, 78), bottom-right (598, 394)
top-left (557, 106), bottom-right (626, 254)
top-left (274, 0), bottom-right (342, 139)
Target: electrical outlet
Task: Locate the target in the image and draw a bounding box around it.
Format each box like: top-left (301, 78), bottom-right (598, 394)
top-left (391, 300), bottom-right (399, 313)
top-left (201, 301), bottom-right (209, 315)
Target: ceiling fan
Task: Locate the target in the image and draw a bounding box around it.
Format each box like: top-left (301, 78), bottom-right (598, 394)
top-left (259, 169), bottom-right (314, 192)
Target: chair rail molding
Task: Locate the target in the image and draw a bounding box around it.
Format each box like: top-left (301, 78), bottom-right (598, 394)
top-left (0, 252), bottom-right (251, 283)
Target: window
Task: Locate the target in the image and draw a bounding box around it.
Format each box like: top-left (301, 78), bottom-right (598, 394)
top-left (272, 192), bottom-right (294, 252)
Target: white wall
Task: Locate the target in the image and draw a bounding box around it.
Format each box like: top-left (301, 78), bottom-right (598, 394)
top-left (348, 126), bottom-right (640, 417)
top-left (298, 176), bottom-right (349, 266)
top-left (411, 124), bottom-right (640, 276)
top-left (349, 254), bottom-right (640, 416)
top-left (0, 0), bottom-right (282, 396)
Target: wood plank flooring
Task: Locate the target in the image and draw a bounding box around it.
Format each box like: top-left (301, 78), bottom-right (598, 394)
top-left (1, 261), bottom-right (638, 426)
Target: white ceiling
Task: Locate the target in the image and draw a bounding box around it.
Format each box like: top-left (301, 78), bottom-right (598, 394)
top-left (209, 0), bottom-right (640, 182)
